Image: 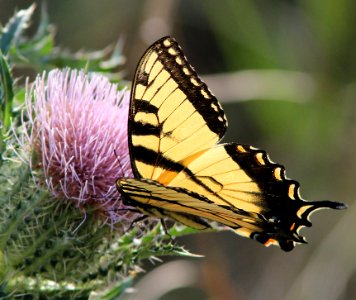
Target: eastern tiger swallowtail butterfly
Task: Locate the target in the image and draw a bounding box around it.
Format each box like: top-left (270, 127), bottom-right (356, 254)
top-left (116, 36), bottom-right (346, 251)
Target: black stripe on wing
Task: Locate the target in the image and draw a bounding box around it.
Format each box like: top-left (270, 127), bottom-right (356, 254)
top-left (117, 178), bottom-right (262, 225)
top-left (130, 145), bottom-right (221, 198)
top-left (133, 99), bottom-right (158, 114)
top-left (117, 178), bottom-right (212, 229)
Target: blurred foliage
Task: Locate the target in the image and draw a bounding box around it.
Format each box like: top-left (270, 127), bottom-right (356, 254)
top-left (0, 4), bottom-right (126, 81)
top-left (202, 0), bottom-right (355, 149)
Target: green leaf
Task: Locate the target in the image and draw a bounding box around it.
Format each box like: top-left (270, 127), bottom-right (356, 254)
top-left (0, 51), bottom-right (14, 154)
top-left (6, 4), bottom-right (55, 71)
top-left (100, 39), bottom-right (125, 70)
top-left (0, 4), bottom-right (36, 54)
top-left (33, 2), bottom-right (50, 41)
top-left (93, 276), bottom-right (135, 300)
top-left (47, 46), bottom-right (125, 76)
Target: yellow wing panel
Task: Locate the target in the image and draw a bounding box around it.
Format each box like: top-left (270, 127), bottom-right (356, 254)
top-left (129, 36), bottom-right (227, 180)
top-left (164, 144), bottom-right (263, 213)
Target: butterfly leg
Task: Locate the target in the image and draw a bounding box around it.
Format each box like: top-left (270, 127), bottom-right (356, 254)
top-left (126, 215), bottom-right (149, 232)
top-left (160, 219), bottom-right (174, 240)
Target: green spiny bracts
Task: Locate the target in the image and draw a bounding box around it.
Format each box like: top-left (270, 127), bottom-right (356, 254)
top-left (0, 154), bottom-right (114, 296)
top-left (0, 148), bottom-right (196, 299)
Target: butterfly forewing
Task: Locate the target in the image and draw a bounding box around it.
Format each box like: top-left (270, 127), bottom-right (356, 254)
top-left (118, 178), bottom-right (265, 232)
top-left (129, 37), bottom-right (227, 181)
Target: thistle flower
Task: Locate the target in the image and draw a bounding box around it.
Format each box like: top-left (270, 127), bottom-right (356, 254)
top-left (0, 69), bottom-right (138, 297)
top-left (0, 68), bottom-right (194, 299)
top-left (26, 69), bottom-right (134, 224)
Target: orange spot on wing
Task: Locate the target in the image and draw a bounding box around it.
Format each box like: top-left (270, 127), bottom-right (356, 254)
top-left (157, 149), bottom-right (208, 185)
top-left (264, 238), bottom-right (276, 247)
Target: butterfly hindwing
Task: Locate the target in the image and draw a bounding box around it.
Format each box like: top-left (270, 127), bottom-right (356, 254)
top-left (168, 143), bottom-right (345, 250)
top-left (118, 142), bottom-right (344, 251)
top-left (117, 178), bottom-right (262, 234)
top-left (118, 177), bottom-right (288, 248)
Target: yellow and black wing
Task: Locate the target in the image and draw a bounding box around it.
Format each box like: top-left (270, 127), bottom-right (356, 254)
top-left (118, 142), bottom-right (345, 251)
top-left (117, 36), bottom-right (346, 251)
top-left (128, 36), bottom-right (227, 181)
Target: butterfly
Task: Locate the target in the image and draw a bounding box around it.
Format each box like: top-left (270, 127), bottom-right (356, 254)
top-left (116, 36), bottom-right (346, 251)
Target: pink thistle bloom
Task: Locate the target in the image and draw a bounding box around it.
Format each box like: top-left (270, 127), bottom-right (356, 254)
top-left (25, 69), bottom-right (134, 223)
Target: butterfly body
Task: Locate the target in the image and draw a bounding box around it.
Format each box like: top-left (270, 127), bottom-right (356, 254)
top-left (117, 36), bottom-right (346, 251)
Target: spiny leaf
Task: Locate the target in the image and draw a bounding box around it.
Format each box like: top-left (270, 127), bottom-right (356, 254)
top-left (47, 46), bottom-right (125, 75)
top-left (0, 51), bottom-right (14, 156)
top-left (0, 4), bottom-right (36, 54)
top-left (33, 2), bottom-right (50, 41)
top-left (10, 3), bottom-right (54, 63)
top-left (91, 276), bottom-right (135, 300)
top-left (100, 39), bottom-right (125, 70)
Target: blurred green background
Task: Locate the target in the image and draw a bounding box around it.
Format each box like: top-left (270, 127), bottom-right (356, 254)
top-left (1, 0), bottom-right (355, 299)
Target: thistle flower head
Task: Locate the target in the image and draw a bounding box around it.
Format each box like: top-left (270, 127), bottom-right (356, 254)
top-left (26, 69), bottom-right (133, 223)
